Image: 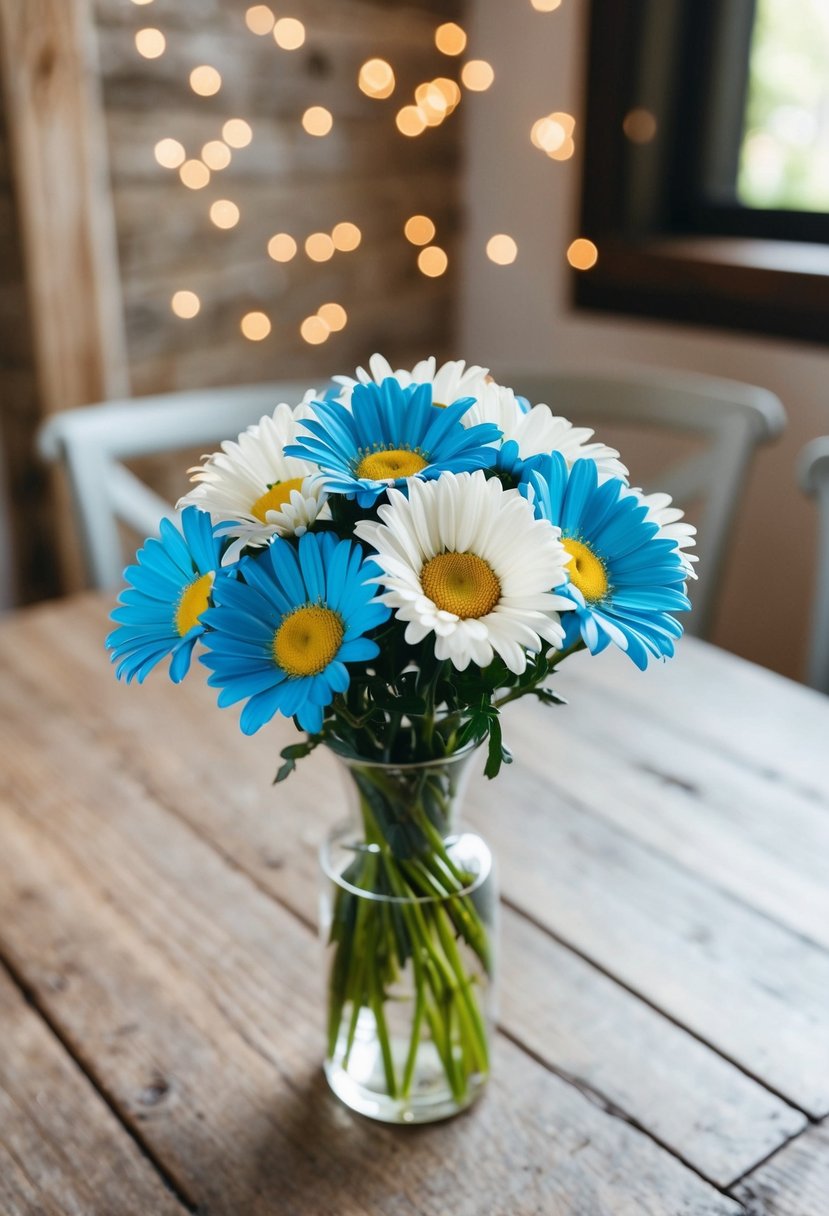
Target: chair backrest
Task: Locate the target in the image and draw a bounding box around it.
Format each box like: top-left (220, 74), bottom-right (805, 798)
top-left (38, 381), bottom-right (313, 589)
top-left (798, 437), bottom-right (829, 692)
top-left (500, 366), bottom-right (785, 639)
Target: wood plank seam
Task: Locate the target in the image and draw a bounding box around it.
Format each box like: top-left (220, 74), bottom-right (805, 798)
top-left (0, 951), bottom-right (198, 1215)
top-left (541, 762), bottom-right (829, 959)
top-left (724, 1119), bottom-right (821, 1195)
top-left (500, 893), bottom-right (814, 1126)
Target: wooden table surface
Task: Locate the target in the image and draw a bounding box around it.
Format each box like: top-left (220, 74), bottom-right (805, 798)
top-left (2, 594), bottom-right (828, 1215)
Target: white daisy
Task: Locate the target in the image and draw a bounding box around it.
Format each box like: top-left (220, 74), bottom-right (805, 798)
top-left (178, 401), bottom-right (329, 563)
top-left (632, 489), bottom-right (698, 579)
top-left (462, 382), bottom-right (628, 482)
top-left (333, 353), bottom-right (490, 409)
top-left (355, 470), bottom-right (573, 674)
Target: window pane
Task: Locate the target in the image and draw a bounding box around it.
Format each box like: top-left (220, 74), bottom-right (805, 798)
top-left (737, 0), bottom-right (829, 212)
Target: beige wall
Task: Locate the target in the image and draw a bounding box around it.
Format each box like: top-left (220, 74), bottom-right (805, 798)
top-left (460, 0), bottom-right (829, 681)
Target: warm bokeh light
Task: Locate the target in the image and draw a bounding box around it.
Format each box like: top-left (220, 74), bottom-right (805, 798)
top-left (531, 116), bottom-right (566, 153)
top-left (154, 138), bottom-right (186, 169)
top-left (209, 199), bottom-right (240, 229)
top-left (302, 106), bottom-right (333, 136)
top-left (245, 4), bottom-right (274, 34)
top-left (404, 215), bottom-right (436, 246)
top-left (623, 107), bottom-right (658, 144)
top-left (201, 140), bottom-right (231, 170)
top-left (417, 245), bottom-right (448, 277)
top-left (223, 118), bottom-right (253, 148)
top-left (396, 105), bottom-right (427, 137)
top-left (548, 136), bottom-right (575, 161)
top-left (301, 316), bottom-right (331, 345)
top-left (435, 22), bottom-right (467, 55)
top-left (273, 17), bottom-right (305, 50)
top-left (415, 82), bottom-right (449, 125)
top-left (267, 232), bottom-right (298, 262)
top-left (171, 290), bottom-right (200, 319)
top-left (486, 234), bottom-right (518, 265)
top-left (135, 28), bottom-right (165, 58)
top-left (531, 0), bottom-right (562, 10)
top-left (305, 232), bottom-right (335, 261)
top-left (130, 0), bottom-right (155, 5)
top-left (331, 221), bottom-right (362, 252)
top-left (317, 302), bottom-right (347, 332)
top-left (190, 66), bottom-right (222, 97)
top-left (179, 160), bottom-right (210, 189)
top-left (358, 59), bottom-right (396, 100)
top-left (433, 77), bottom-right (462, 112)
top-left (241, 311), bottom-right (272, 340)
top-left (460, 60), bottom-right (494, 92)
top-left (566, 238), bottom-right (598, 270)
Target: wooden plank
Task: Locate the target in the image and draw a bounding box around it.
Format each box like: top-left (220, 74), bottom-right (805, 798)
top-left (0, 596), bottom-right (810, 1187)
top-left (563, 638), bottom-right (829, 804)
top-left (503, 694), bottom-right (829, 951)
top-left (0, 967), bottom-right (186, 1216)
top-left (0, 708), bottom-right (742, 1215)
top-left (0, 0), bottom-right (128, 413)
top-left (731, 1121), bottom-right (829, 1216)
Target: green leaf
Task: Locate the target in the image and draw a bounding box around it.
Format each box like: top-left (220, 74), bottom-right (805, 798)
top-left (533, 687), bottom-right (568, 708)
top-left (484, 711), bottom-right (512, 779)
top-left (273, 736), bottom-right (321, 784)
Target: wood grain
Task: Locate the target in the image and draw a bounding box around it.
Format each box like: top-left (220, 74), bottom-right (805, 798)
top-left (0, 594), bottom-right (812, 1189)
top-left (0, 672), bottom-right (743, 1215)
top-left (0, 967), bottom-right (186, 1216)
top-left (731, 1120), bottom-right (829, 1216)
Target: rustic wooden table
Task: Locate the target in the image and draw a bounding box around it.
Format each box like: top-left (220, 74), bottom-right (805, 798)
top-left (1, 594), bottom-right (828, 1215)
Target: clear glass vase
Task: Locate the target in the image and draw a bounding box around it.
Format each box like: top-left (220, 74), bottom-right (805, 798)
top-left (319, 746), bottom-right (498, 1124)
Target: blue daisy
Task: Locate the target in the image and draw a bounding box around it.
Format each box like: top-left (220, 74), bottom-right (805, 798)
top-left (284, 378), bottom-right (502, 507)
top-left (522, 453), bottom-right (690, 669)
top-left (107, 506), bottom-right (226, 684)
top-left (200, 532), bottom-right (390, 735)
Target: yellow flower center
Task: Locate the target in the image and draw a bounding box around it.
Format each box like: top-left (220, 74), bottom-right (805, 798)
top-left (562, 538), bottom-right (608, 603)
top-left (273, 604), bottom-right (344, 676)
top-left (251, 477), bottom-right (306, 523)
top-left (356, 448), bottom-right (428, 481)
top-left (420, 552), bottom-right (501, 619)
top-left (174, 571), bottom-right (214, 637)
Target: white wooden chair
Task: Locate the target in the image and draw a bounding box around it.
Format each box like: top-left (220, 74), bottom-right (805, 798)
top-left (501, 366), bottom-right (786, 639)
top-left (798, 438), bottom-right (829, 692)
top-left (38, 381), bottom-right (312, 589)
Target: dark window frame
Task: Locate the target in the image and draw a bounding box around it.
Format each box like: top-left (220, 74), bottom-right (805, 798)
top-left (574, 0), bottom-right (829, 345)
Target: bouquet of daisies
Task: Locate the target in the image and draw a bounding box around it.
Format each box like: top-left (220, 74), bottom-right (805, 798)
top-left (107, 354), bottom-right (695, 1118)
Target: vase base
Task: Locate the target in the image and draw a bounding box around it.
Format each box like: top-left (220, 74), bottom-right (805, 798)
top-left (324, 1053), bottom-right (487, 1124)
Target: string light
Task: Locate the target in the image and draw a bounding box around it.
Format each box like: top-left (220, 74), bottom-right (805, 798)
top-left (305, 232), bottom-right (335, 261)
top-left (331, 222), bottom-right (362, 251)
top-left (396, 105), bottom-right (427, 137)
top-left (241, 311), bottom-right (272, 340)
top-left (531, 0), bottom-right (562, 10)
top-left (245, 5), bottom-right (274, 34)
top-left (190, 66), bottom-right (222, 97)
top-left (201, 140), bottom-right (231, 170)
top-left (179, 160), bottom-right (210, 189)
top-left (404, 215), bottom-right (436, 246)
top-left (415, 82), bottom-right (449, 126)
top-left (531, 116), bottom-right (566, 154)
top-left (318, 302), bottom-right (347, 332)
top-left (486, 234), bottom-right (518, 265)
top-left (302, 106), bottom-right (333, 136)
top-left (154, 138), bottom-right (185, 169)
top-left (130, 0), bottom-right (155, 5)
top-left (301, 315), bottom-right (331, 344)
top-left (223, 119), bottom-right (253, 148)
top-left (358, 59), bottom-right (396, 100)
top-left (623, 108), bottom-right (658, 143)
top-left (566, 238), bottom-right (598, 270)
top-left (273, 17), bottom-right (305, 50)
top-left (417, 246), bottom-right (448, 277)
top-left (268, 233), bottom-right (297, 262)
top-left (435, 22), bottom-right (467, 55)
top-left (461, 60), bottom-right (494, 92)
top-left (433, 78), bottom-right (461, 112)
top-left (135, 28), bottom-right (165, 58)
top-left (171, 291), bottom-right (200, 318)
top-left (209, 200), bottom-right (240, 229)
